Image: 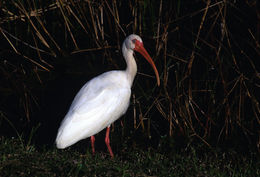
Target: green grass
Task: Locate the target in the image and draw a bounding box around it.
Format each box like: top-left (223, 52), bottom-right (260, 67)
top-left (0, 136), bottom-right (259, 177)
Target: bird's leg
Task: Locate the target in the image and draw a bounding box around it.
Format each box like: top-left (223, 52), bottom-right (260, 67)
top-left (120, 120), bottom-right (124, 127)
top-left (91, 135), bottom-right (95, 155)
top-left (105, 126), bottom-right (114, 158)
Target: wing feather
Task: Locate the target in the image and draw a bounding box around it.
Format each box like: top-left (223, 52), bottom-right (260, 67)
top-left (56, 71), bottom-right (131, 148)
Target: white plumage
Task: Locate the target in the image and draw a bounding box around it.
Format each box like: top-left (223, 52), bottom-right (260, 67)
top-left (55, 34), bottom-right (160, 157)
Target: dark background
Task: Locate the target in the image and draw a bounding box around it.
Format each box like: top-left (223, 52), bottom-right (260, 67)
top-left (0, 0), bottom-right (259, 153)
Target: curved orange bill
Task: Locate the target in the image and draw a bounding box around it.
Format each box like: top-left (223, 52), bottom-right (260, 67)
top-left (134, 40), bottom-right (160, 86)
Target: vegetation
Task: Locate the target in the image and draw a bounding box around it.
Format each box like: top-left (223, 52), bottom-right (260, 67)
top-left (0, 0), bottom-right (259, 176)
top-left (0, 137), bottom-right (259, 176)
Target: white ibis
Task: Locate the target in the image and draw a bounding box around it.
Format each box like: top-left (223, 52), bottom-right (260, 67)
top-left (55, 34), bottom-right (160, 158)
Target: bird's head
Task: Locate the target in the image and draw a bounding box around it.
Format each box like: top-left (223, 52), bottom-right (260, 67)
top-left (124, 34), bottom-right (143, 51)
top-left (124, 34), bottom-right (160, 86)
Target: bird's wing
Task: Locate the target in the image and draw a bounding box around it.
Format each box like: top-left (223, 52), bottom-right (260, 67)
top-left (63, 72), bottom-right (131, 123)
top-left (57, 79), bottom-right (130, 142)
top-left (56, 71), bottom-right (131, 147)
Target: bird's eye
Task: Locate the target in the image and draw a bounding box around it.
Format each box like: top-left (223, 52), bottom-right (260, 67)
top-left (132, 39), bottom-right (137, 44)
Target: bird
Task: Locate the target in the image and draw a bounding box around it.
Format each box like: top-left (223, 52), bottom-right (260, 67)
top-left (55, 34), bottom-right (160, 158)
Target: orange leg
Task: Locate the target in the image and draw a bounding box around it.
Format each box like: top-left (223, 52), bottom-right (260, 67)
top-left (91, 135), bottom-right (95, 155)
top-left (105, 126), bottom-right (114, 158)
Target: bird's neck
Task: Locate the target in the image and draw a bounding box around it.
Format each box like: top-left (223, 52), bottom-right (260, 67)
top-left (122, 44), bottom-right (137, 86)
